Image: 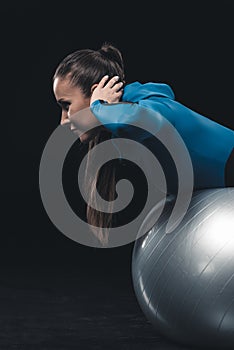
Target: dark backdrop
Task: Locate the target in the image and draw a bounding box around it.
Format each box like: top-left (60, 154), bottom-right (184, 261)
top-left (0, 2), bottom-right (234, 349)
top-left (1, 0), bottom-right (234, 275)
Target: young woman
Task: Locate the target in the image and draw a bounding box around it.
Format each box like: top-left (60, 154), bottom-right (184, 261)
top-left (53, 42), bottom-right (234, 246)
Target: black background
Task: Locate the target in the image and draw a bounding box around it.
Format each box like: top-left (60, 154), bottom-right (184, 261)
top-left (1, 1), bottom-right (234, 349)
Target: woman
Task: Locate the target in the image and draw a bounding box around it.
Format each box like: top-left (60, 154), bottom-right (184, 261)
top-left (53, 42), bottom-right (234, 246)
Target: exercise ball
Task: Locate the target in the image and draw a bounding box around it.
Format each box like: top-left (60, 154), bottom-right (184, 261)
top-left (131, 187), bottom-right (234, 348)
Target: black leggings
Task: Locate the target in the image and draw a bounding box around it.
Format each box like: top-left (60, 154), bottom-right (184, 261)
top-left (225, 148), bottom-right (234, 187)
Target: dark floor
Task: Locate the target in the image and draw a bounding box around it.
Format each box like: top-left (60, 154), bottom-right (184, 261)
top-left (0, 191), bottom-right (214, 350)
top-left (0, 264), bottom-right (194, 350)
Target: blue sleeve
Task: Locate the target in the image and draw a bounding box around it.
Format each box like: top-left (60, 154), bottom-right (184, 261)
top-left (90, 99), bottom-right (165, 142)
top-left (90, 97), bottom-right (234, 190)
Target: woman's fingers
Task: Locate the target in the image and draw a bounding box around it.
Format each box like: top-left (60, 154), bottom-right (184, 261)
top-left (98, 75), bottom-right (109, 88)
top-left (114, 81), bottom-right (123, 91)
top-left (90, 75), bottom-right (124, 105)
top-left (110, 88), bottom-right (123, 103)
top-left (99, 75), bottom-right (123, 89)
top-left (105, 75), bottom-right (120, 88)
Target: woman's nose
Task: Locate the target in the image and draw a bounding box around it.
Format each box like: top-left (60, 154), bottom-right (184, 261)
top-left (60, 112), bottom-right (71, 126)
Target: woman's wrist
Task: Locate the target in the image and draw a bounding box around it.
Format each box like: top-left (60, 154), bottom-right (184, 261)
top-left (90, 99), bottom-right (107, 108)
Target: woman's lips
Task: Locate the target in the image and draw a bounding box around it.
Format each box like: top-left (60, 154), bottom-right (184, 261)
top-left (70, 124), bottom-right (81, 133)
top-left (70, 127), bottom-right (82, 137)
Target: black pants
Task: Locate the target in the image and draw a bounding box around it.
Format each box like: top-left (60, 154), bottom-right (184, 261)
top-left (225, 148), bottom-right (234, 187)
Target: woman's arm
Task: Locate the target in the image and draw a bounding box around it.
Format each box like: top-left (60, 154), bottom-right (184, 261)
top-left (90, 99), bottom-right (164, 141)
top-left (89, 76), bottom-right (165, 141)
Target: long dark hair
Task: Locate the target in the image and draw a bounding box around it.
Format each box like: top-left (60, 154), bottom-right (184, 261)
top-left (53, 42), bottom-right (126, 246)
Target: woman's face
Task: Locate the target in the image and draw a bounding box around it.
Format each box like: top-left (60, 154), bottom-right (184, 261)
top-left (53, 76), bottom-right (98, 143)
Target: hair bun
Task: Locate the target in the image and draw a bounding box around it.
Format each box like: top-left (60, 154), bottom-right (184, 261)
top-left (98, 42), bottom-right (124, 70)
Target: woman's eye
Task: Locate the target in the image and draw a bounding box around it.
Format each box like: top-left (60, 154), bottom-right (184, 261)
top-left (62, 103), bottom-right (70, 111)
top-left (57, 100), bottom-right (71, 111)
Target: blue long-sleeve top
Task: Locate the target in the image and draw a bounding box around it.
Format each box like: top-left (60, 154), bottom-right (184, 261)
top-left (90, 81), bottom-right (234, 193)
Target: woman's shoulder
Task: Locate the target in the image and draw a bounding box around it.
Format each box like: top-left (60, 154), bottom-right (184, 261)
top-left (122, 81), bottom-right (175, 102)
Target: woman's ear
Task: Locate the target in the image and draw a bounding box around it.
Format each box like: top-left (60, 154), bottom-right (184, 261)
top-left (91, 83), bottom-right (98, 94)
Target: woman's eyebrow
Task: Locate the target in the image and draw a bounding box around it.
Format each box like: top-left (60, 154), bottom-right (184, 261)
top-left (58, 98), bottom-right (70, 103)
top-left (57, 98), bottom-right (71, 106)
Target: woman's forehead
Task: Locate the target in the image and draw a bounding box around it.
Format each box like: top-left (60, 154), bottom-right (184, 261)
top-left (53, 77), bottom-right (77, 98)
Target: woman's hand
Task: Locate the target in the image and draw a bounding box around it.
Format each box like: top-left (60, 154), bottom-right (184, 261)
top-left (90, 75), bottom-right (123, 105)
